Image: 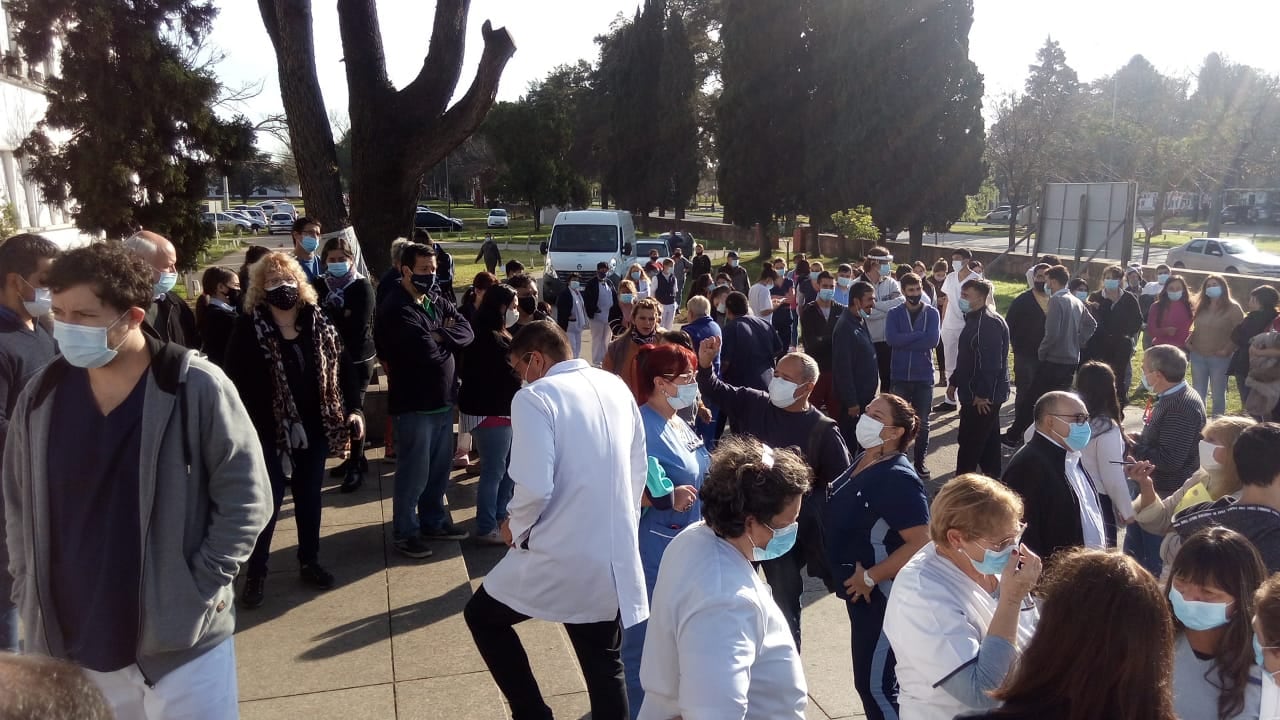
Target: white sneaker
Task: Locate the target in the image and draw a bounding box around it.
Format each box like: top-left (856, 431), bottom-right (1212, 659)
top-left (475, 530), bottom-right (507, 546)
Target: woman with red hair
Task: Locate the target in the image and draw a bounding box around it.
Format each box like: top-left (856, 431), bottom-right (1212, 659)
top-left (621, 343), bottom-right (712, 717)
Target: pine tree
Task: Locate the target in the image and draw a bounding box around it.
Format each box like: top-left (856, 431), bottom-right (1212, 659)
top-left (656, 11), bottom-right (701, 219)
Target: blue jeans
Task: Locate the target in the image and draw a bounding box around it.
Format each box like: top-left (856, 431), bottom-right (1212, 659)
top-left (472, 424), bottom-right (515, 536)
top-left (891, 380), bottom-right (933, 468)
top-left (392, 411), bottom-right (456, 540)
top-left (1124, 525), bottom-right (1164, 579)
top-left (1190, 351), bottom-right (1232, 416)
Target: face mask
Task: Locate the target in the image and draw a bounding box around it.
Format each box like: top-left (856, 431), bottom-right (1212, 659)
top-left (905, 294), bottom-right (922, 305)
top-left (666, 381), bottom-right (699, 411)
top-left (53, 313), bottom-right (128, 369)
top-left (1104, 278), bottom-right (1121, 291)
top-left (1141, 372), bottom-right (1155, 392)
top-left (154, 271), bottom-right (178, 297)
top-left (1158, 273), bottom-right (1170, 284)
top-left (518, 295), bottom-right (537, 314)
top-left (265, 283), bottom-right (299, 310)
top-left (300, 236), bottom-right (319, 253)
top-left (1206, 285), bottom-right (1223, 299)
top-left (1253, 634), bottom-right (1280, 671)
top-left (729, 259), bottom-right (739, 268)
top-left (716, 282), bottom-right (728, 289)
top-left (505, 307), bottom-right (519, 326)
top-left (663, 269), bottom-right (673, 277)
top-left (569, 280), bottom-right (580, 291)
top-left (817, 288), bottom-right (836, 302)
top-left (1060, 418), bottom-right (1092, 452)
top-left (957, 298), bottom-right (973, 314)
top-left (409, 273), bottom-right (436, 293)
top-left (1199, 440), bottom-right (1222, 471)
top-left (224, 288), bottom-right (242, 308)
top-left (23, 286), bottom-right (52, 317)
top-left (855, 414), bottom-right (886, 449)
top-left (716, 302), bottom-right (726, 314)
top-left (326, 261), bottom-right (350, 278)
top-left (934, 274), bottom-right (946, 283)
top-left (621, 293), bottom-right (635, 304)
top-left (966, 543), bottom-right (1016, 576)
top-left (952, 260), bottom-right (964, 272)
top-left (1167, 290), bottom-right (1184, 301)
top-left (879, 263), bottom-right (892, 276)
top-left (1169, 586), bottom-right (1231, 631)
top-left (858, 308), bottom-right (871, 319)
top-left (838, 276), bottom-right (854, 288)
top-left (751, 520), bottom-right (799, 561)
top-left (768, 376), bottom-right (799, 408)
top-left (1074, 291), bottom-right (1089, 301)
top-left (631, 271), bottom-right (641, 280)
top-left (597, 271), bottom-right (607, 279)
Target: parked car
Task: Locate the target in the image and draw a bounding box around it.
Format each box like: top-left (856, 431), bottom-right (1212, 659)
top-left (256, 201), bottom-right (278, 215)
top-left (1221, 205), bottom-right (1252, 224)
top-left (415, 209), bottom-right (464, 232)
top-left (984, 205), bottom-right (1013, 222)
top-left (240, 209), bottom-right (269, 227)
top-left (268, 212), bottom-right (296, 235)
top-left (657, 231), bottom-right (695, 257)
top-left (224, 211), bottom-right (264, 231)
top-left (1167, 237), bottom-right (1280, 277)
top-left (628, 238), bottom-right (670, 267)
top-left (486, 208), bottom-right (510, 228)
top-left (201, 212), bottom-right (254, 234)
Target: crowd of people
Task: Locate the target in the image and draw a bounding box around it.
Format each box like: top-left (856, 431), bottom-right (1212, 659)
top-left (8, 222), bottom-right (1280, 720)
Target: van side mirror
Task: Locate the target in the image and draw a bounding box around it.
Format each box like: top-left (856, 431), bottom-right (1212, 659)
top-left (622, 243), bottom-right (632, 256)
top-left (539, 241), bottom-right (548, 255)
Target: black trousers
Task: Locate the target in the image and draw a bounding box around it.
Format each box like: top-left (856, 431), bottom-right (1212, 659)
top-left (1006, 353), bottom-right (1040, 441)
top-left (1007, 360), bottom-right (1076, 439)
top-left (956, 402), bottom-right (1003, 477)
top-left (464, 584), bottom-right (628, 720)
top-left (874, 341), bottom-right (893, 393)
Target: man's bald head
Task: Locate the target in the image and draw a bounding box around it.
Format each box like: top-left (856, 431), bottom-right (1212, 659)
top-left (1034, 390), bottom-right (1087, 433)
top-left (124, 230), bottom-right (177, 278)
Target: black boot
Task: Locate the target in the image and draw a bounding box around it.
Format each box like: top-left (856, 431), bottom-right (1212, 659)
top-left (241, 576), bottom-right (266, 609)
top-left (328, 457), bottom-right (351, 478)
top-left (340, 466), bottom-right (364, 493)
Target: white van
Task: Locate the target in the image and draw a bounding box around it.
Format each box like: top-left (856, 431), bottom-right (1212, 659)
top-left (540, 210), bottom-right (636, 295)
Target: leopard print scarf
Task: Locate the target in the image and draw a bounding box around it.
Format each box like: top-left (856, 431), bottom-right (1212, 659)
top-left (251, 304), bottom-right (348, 463)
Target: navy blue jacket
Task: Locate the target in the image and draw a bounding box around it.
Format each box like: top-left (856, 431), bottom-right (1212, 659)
top-left (653, 271), bottom-right (678, 305)
top-left (373, 282), bottom-right (474, 414)
top-left (885, 303), bottom-right (940, 383)
top-left (721, 315), bottom-right (782, 392)
top-left (949, 308), bottom-right (1010, 405)
top-left (832, 310), bottom-right (878, 411)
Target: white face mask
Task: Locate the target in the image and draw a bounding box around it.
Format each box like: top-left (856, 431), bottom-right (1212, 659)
top-left (952, 260), bottom-right (964, 272)
top-left (855, 414), bottom-right (886, 449)
top-left (1199, 440), bottom-right (1223, 471)
top-left (768, 376), bottom-right (799, 408)
top-left (505, 307), bottom-right (519, 327)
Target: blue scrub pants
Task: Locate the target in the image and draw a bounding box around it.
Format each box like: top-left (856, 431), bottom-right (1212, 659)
top-left (846, 585), bottom-right (899, 720)
top-left (621, 519), bottom-right (679, 720)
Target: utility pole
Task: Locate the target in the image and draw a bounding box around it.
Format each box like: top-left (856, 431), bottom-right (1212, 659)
top-left (445, 155), bottom-right (452, 217)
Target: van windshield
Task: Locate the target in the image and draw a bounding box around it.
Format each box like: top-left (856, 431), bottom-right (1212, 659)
top-left (549, 225), bottom-right (618, 253)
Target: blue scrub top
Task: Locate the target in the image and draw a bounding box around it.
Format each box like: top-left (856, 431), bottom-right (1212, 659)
top-left (640, 405), bottom-right (711, 532)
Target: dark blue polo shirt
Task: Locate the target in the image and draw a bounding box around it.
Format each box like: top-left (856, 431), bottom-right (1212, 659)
top-left (47, 367), bottom-right (145, 672)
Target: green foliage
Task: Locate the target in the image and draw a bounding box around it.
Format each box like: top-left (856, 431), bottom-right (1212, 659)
top-left (11, 0), bottom-right (253, 270)
top-left (0, 203), bottom-right (18, 239)
top-left (655, 11), bottom-right (701, 217)
top-left (227, 150), bottom-right (287, 202)
top-left (963, 180), bottom-right (1001, 222)
top-left (482, 96), bottom-right (580, 232)
top-left (830, 206), bottom-right (879, 242)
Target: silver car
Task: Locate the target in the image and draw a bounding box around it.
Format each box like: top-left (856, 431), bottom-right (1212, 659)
top-left (1167, 237), bottom-right (1280, 278)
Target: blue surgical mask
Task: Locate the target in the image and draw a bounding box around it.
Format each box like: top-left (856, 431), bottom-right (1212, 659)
top-left (1158, 273), bottom-right (1170, 284)
top-left (300, 236), bottom-right (319, 253)
top-left (1062, 418), bottom-right (1092, 452)
top-left (751, 520), bottom-right (799, 561)
top-left (53, 313), bottom-right (129, 369)
top-left (1167, 290), bottom-right (1184, 301)
top-left (716, 302), bottom-right (726, 314)
top-left (326, 261), bottom-right (350, 278)
top-left (880, 263), bottom-right (892, 276)
top-left (154, 272), bottom-right (178, 297)
top-left (1074, 291), bottom-right (1089, 301)
top-left (1169, 586), bottom-right (1231, 631)
top-left (957, 297), bottom-right (972, 314)
top-left (1141, 372), bottom-right (1154, 392)
top-left (967, 544), bottom-right (1016, 576)
top-left (818, 288), bottom-right (836, 302)
top-left (1256, 633), bottom-right (1266, 667)
top-left (631, 271), bottom-right (641, 280)
top-left (666, 382), bottom-right (699, 410)
top-left (569, 280), bottom-right (581, 291)
top-left (1206, 285), bottom-right (1223, 299)
top-left (621, 293), bottom-right (635, 304)
top-left (858, 308), bottom-right (871, 319)
top-left (23, 286), bottom-right (51, 317)
top-left (838, 276), bottom-right (854, 288)
top-left (1104, 278), bottom-right (1121, 291)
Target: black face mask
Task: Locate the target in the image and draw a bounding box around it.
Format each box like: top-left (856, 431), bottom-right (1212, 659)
top-left (905, 294), bottom-right (922, 305)
top-left (225, 288), bottom-right (242, 307)
top-left (518, 295), bottom-right (537, 314)
top-left (410, 273), bottom-right (436, 292)
top-left (265, 284), bottom-right (299, 311)
top-left (1034, 281), bottom-right (1046, 293)
top-left (597, 271), bottom-right (607, 279)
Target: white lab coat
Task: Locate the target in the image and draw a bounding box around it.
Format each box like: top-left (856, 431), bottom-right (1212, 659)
top-left (884, 543), bottom-right (1039, 720)
top-left (638, 523), bottom-right (806, 720)
top-left (483, 359), bottom-right (650, 628)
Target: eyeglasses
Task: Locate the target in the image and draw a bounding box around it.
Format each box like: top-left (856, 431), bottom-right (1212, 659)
top-left (1050, 412), bottom-right (1090, 425)
top-left (977, 522), bottom-right (1027, 553)
top-left (663, 371), bottom-right (696, 385)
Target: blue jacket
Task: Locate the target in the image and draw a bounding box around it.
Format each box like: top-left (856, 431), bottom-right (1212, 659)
top-left (722, 315), bottom-right (781, 392)
top-left (885, 303), bottom-right (940, 383)
top-left (832, 309), bottom-right (878, 411)
top-left (683, 316), bottom-right (722, 378)
top-left (949, 308), bottom-right (1010, 405)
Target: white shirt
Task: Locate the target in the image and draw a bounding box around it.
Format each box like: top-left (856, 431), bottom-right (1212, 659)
top-left (1263, 672), bottom-right (1280, 720)
top-left (1036, 431), bottom-right (1107, 549)
top-left (1080, 420), bottom-right (1135, 522)
top-left (569, 288), bottom-right (589, 332)
top-left (941, 270), bottom-right (977, 330)
top-left (884, 544), bottom-right (1039, 720)
top-left (597, 280), bottom-right (615, 315)
top-left (638, 523), bottom-right (806, 720)
top-left (484, 359), bottom-right (649, 628)
top-left (748, 282), bottom-right (774, 316)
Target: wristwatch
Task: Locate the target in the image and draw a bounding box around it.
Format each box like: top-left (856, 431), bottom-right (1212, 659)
top-left (863, 568), bottom-right (876, 588)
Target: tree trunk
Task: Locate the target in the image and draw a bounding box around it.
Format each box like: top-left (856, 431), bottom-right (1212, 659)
top-left (1007, 194), bottom-right (1019, 251)
top-left (675, 205), bottom-right (685, 220)
top-left (1150, 190), bottom-right (1167, 238)
top-left (908, 222), bottom-right (925, 260)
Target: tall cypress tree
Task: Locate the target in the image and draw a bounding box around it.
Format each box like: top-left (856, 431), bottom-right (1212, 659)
top-left (656, 11), bottom-right (701, 219)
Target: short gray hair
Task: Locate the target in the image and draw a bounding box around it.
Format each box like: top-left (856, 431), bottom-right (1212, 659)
top-left (1034, 390), bottom-right (1083, 424)
top-left (783, 351), bottom-right (819, 385)
top-left (390, 237), bottom-right (410, 266)
top-left (687, 295), bottom-right (710, 318)
top-left (1146, 344), bottom-right (1188, 383)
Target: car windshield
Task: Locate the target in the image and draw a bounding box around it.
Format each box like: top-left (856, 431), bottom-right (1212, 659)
top-left (490, 210), bottom-right (507, 216)
top-left (1221, 240), bottom-right (1252, 255)
top-left (272, 214), bottom-right (292, 221)
top-left (549, 224), bottom-right (618, 253)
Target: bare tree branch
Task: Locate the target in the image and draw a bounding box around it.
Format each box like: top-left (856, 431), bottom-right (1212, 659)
top-left (335, 0), bottom-right (392, 109)
top-left (399, 0), bottom-right (471, 118)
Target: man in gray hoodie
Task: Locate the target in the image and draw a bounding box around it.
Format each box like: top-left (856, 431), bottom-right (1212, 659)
top-left (2, 243), bottom-right (270, 719)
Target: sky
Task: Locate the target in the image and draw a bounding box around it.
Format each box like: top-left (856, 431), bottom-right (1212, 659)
top-left (211, 0), bottom-right (1280, 152)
